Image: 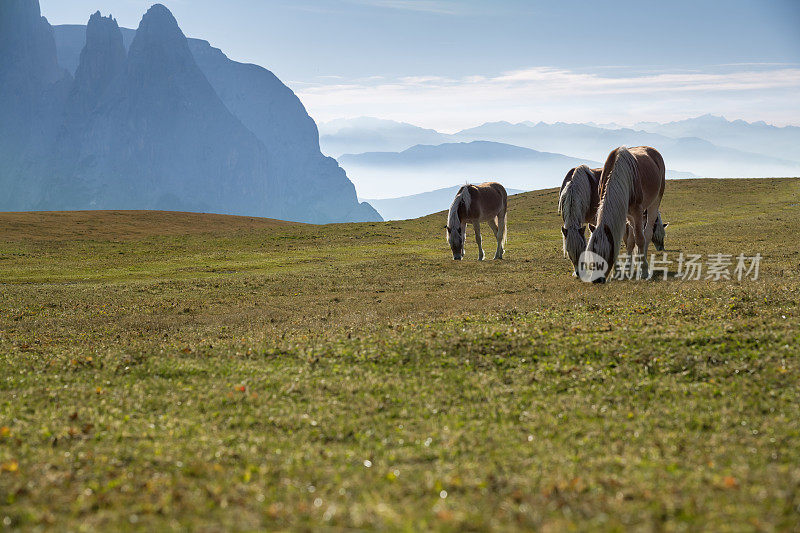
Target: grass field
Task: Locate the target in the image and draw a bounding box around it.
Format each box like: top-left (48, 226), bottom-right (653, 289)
top-left (1, 178), bottom-right (799, 531)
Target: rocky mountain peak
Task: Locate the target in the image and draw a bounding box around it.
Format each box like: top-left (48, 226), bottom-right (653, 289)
top-left (0, 0), bottom-right (63, 85)
top-left (68, 11), bottom-right (126, 116)
top-left (127, 4), bottom-right (193, 72)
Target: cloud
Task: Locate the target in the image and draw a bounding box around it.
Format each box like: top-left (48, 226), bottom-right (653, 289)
top-left (345, 0), bottom-right (463, 14)
top-left (294, 64), bottom-right (800, 131)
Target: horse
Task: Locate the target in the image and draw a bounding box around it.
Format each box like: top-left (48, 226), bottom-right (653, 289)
top-left (584, 146), bottom-right (666, 283)
top-left (446, 182), bottom-right (507, 260)
top-left (558, 165), bottom-right (601, 275)
top-left (560, 165), bottom-right (668, 276)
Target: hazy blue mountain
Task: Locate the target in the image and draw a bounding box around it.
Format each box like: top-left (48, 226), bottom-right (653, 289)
top-left (53, 24), bottom-right (135, 75)
top-left (0, 0), bottom-right (70, 210)
top-left (5, 1), bottom-right (379, 223)
top-left (187, 40), bottom-right (379, 223)
top-left (339, 141), bottom-right (601, 198)
top-left (319, 117), bottom-right (451, 156)
top-left (42, 5), bottom-right (280, 215)
top-left (452, 121), bottom-right (800, 178)
top-left (634, 114), bottom-right (800, 163)
top-left (64, 12), bottom-right (126, 119)
top-left (362, 184), bottom-right (525, 221)
top-left (453, 121), bottom-right (678, 160)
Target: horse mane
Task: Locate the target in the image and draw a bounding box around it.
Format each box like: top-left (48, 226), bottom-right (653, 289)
top-left (460, 184), bottom-right (472, 212)
top-left (595, 146), bottom-right (638, 259)
top-left (559, 166), bottom-right (594, 259)
top-left (448, 185), bottom-right (471, 228)
top-left (558, 165), bottom-right (593, 223)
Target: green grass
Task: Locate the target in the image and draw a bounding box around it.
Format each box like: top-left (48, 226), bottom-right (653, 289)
top-left (0, 178), bottom-right (799, 531)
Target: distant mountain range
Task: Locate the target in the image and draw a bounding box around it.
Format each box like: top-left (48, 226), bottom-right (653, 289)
top-left (0, 1), bottom-right (380, 223)
top-left (451, 121), bottom-right (800, 178)
top-left (339, 140), bottom-right (696, 199)
top-left (319, 117), bottom-right (450, 157)
top-left (340, 141), bottom-right (599, 198)
top-left (634, 114), bottom-right (800, 162)
top-left (361, 184), bottom-right (525, 221)
top-left (322, 116), bottom-right (800, 196)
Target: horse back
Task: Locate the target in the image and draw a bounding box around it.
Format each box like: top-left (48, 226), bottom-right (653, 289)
top-left (559, 168), bottom-right (576, 197)
top-left (629, 146), bottom-right (666, 206)
top-left (459, 182), bottom-right (506, 221)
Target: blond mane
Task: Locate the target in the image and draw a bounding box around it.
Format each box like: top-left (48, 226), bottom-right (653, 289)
top-left (589, 147), bottom-right (637, 267)
top-left (448, 185), bottom-right (471, 229)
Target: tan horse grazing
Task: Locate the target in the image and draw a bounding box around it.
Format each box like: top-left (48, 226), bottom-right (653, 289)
top-left (584, 146), bottom-right (666, 282)
top-left (560, 165), bottom-right (668, 276)
top-left (446, 182), bottom-right (507, 260)
top-left (559, 165), bottom-right (601, 275)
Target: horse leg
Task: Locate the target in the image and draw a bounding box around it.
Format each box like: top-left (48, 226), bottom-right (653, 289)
top-left (494, 211), bottom-right (507, 259)
top-left (631, 211), bottom-right (649, 279)
top-left (473, 221), bottom-right (484, 261)
top-left (487, 217), bottom-right (499, 238)
top-left (624, 223), bottom-right (635, 255)
top-left (621, 222), bottom-right (636, 277)
top-left (644, 204), bottom-right (659, 248)
top-left (460, 221), bottom-right (467, 258)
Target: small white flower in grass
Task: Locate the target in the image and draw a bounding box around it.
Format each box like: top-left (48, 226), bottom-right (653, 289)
top-left (424, 437), bottom-right (432, 447)
top-left (527, 435), bottom-right (533, 442)
top-left (363, 460), bottom-right (372, 468)
top-left (314, 498), bottom-right (323, 508)
top-left (440, 490), bottom-right (448, 499)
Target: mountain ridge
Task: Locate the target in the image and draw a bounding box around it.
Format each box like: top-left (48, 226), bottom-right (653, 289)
top-left (3, 1), bottom-right (380, 223)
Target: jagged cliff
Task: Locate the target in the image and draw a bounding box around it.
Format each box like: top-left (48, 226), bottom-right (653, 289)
top-left (1, 1), bottom-right (381, 223)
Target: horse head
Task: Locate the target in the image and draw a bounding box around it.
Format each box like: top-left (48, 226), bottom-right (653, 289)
top-left (584, 224), bottom-right (616, 283)
top-left (652, 215), bottom-right (669, 251)
top-left (446, 224), bottom-right (465, 260)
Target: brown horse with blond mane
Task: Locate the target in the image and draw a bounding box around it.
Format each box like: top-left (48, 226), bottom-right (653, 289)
top-left (584, 146), bottom-right (666, 282)
top-left (446, 182), bottom-right (507, 260)
top-left (560, 164), bottom-right (668, 277)
top-left (558, 165), bottom-right (601, 276)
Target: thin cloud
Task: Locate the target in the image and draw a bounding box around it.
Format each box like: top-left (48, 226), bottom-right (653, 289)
top-left (346, 0), bottom-right (463, 15)
top-left (294, 64), bottom-right (800, 131)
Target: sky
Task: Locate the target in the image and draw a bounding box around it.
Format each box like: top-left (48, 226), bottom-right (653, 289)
top-left (39, 0), bottom-right (800, 132)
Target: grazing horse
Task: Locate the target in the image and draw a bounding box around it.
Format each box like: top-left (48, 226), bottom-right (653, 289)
top-left (585, 146), bottom-right (666, 283)
top-left (446, 182), bottom-right (507, 260)
top-left (559, 165), bottom-right (601, 275)
top-left (560, 165), bottom-right (668, 276)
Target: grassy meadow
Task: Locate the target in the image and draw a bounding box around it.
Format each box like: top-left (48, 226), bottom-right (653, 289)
top-left (0, 178), bottom-right (799, 531)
